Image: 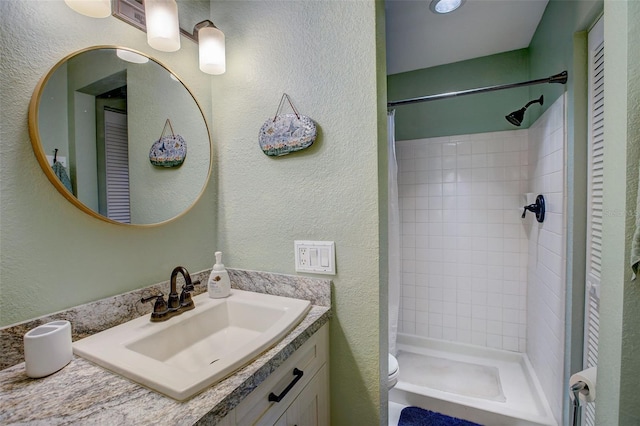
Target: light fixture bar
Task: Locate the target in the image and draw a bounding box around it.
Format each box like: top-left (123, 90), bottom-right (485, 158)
top-left (111, 0), bottom-right (225, 75)
top-left (113, 0), bottom-right (206, 45)
top-left (112, 0), bottom-right (146, 31)
top-left (387, 71), bottom-right (568, 108)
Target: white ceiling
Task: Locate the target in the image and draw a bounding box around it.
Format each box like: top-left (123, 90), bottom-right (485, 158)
top-left (385, 0), bottom-right (549, 75)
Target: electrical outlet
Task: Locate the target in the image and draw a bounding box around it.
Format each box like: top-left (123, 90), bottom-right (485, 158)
top-left (298, 247), bottom-right (308, 266)
top-left (294, 241), bottom-right (335, 275)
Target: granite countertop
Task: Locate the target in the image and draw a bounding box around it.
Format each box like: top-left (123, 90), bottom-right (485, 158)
top-left (0, 268), bottom-right (332, 425)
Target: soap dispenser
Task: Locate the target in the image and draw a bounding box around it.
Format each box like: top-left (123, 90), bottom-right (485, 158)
top-left (208, 251), bottom-right (231, 298)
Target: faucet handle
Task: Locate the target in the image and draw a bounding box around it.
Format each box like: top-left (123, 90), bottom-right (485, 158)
top-left (180, 280), bottom-right (200, 307)
top-left (141, 293), bottom-right (167, 313)
top-left (183, 279), bottom-right (200, 293)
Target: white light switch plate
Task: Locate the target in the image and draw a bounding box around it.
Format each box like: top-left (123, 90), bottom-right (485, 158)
top-left (294, 241), bottom-right (335, 275)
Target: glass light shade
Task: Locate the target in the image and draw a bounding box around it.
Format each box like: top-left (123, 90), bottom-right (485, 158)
top-left (430, 0), bottom-right (464, 14)
top-left (145, 0), bottom-right (181, 52)
top-left (198, 26), bottom-right (226, 75)
top-left (64, 0), bottom-right (111, 18)
top-left (116, 49), bottom-right (149, 64)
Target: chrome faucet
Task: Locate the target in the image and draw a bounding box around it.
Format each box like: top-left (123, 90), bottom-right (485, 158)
top-left (141, 266), bottom-right (200, 322)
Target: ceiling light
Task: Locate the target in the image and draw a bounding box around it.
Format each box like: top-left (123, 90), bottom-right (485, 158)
top-left (144, 0), bottom-right (181, 52)
top-left (64, 0), bottom-right (111, 18)
top-left (429, 0), bottom-right (465, 14)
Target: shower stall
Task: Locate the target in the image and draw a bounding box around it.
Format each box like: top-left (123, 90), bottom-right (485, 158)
top-left (387, 77), bottom-right (569, 426)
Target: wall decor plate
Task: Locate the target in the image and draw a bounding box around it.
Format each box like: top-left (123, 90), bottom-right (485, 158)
top-left (259, 113), bottom-right (317, 156)
top-left (149, 134), bottom-right (187, 167)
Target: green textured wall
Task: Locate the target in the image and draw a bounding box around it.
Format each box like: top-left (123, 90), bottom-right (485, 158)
top-left (387, 49), bottom-right (530, 140)
top-left (527, 0), bottom-right (603, 124)
top-left (376, 0), bottom-right (390, 420)
top-left (209, 1), bottom-right (383, 424)
top-left (619, 1), bottom-right (640, 421)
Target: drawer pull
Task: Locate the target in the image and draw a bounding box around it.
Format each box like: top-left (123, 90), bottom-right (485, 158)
top-left (268, 368), bottom-right (304, 403)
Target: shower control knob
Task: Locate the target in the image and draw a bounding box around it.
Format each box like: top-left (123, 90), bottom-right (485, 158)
top-left (521, 194), bottom-right (545, 223)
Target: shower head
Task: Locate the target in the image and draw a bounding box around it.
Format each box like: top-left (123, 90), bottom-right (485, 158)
top-left (505, 95), bottom-right (544, 126)
top-left (505, 108), bottom-right (526, 126)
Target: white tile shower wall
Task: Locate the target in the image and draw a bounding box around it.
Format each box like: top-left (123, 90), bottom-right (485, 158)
top-left (396, 130), bottom-right (529, 352)
top-left (525, 94), bottom-right (566, 426)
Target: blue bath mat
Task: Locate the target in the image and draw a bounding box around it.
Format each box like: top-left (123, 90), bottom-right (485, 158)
top-left (398, 406), bottom-right (483, 426)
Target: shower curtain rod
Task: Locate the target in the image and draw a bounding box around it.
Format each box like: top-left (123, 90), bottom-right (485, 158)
top-left (387, 71), bottom-right (568, 108)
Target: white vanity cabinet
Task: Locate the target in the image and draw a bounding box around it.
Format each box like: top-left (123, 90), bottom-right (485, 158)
top-left (272, 364), bottom-right (328, 426)
top-left (219, 324), bottom-right (329, 426)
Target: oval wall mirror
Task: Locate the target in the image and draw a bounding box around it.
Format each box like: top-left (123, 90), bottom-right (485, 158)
top-left (28, 46), bottom-right (212, 226)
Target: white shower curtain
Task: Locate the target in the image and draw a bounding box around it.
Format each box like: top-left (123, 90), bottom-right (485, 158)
top-left (388, 110), bottom-right (400, 356)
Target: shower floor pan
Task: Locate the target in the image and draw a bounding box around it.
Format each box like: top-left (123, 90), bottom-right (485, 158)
top-left (389, 333), bottom-right (557, 426)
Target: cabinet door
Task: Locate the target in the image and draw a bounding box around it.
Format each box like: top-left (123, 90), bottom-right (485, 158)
top-left (284, 365), bottom-right (329, 426)
top-left (273, 416), bottom-right (287, 426)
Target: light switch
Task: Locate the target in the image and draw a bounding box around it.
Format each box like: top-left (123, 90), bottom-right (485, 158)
top-left (294, 241), bottom-right (335, 275)
top-left (320, 249), bottom-right (330, 267)
top-left (309, 248), bottom-right (318, 266)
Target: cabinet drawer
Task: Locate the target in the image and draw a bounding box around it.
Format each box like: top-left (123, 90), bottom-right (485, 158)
top-left (274, 364), bottom-right (329, 426)
top-left (234, 324), bottom-right (329, 426)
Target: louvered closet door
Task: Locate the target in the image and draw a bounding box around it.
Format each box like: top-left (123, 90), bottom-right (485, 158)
top-left (104, 109), bottom-right (131, 224)
top-left (583, 15), bottom-right (604, 426)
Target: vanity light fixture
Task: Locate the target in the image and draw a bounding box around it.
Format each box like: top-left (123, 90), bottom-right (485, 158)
top-left (144, 0), bottom-right (181, 52)
top-left (111, 0), bottom-right (226, 75)
top-left (193, 20), bottom-right (226, 75)
top-left (429, 0), bottom-right (465, 14)
top-left (64, 0), bottom-right (111, 18)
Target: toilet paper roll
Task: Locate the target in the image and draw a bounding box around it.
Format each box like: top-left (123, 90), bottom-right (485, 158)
top-left (24, 320), bottom-right (72, 378)
top-left (570, 367), bottom-right (597, 403)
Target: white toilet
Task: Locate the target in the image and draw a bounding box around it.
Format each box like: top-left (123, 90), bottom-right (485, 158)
top-left (388, 353), bottom-right (399, 389)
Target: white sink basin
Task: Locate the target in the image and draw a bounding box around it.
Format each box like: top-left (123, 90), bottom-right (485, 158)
top-left (73, 289), bottom-right (311, 401)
